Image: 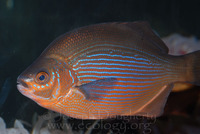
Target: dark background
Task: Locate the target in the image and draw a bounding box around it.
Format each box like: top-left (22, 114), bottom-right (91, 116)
top-left (0, 0), bottom-right (200, 132)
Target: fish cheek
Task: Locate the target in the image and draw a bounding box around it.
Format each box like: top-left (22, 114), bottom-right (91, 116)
top-left (33, 88), bottom-right (53, 101)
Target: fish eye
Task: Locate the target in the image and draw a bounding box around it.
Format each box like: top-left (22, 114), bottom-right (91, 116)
top-left (39, 74), bottom-right (45, 81)
top-left (36, 71), bottom-right (49, 84)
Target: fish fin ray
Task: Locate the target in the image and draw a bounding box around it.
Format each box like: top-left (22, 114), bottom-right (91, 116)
top-left (184, 50), bottom-right (200, 86)
top-left (74, 78), bottom-right (117, 100)
top-left (107, 21), bottom-right (169, 53)
top-left (135, 84), bottom-right (173, 117)
top-left (70, 87), bottom-right (88, 99)
top-left (124, 21), bottom-right (169, 53)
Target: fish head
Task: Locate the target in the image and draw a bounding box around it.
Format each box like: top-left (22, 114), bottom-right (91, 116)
top-left (17, 57), bottom-right (76, 107)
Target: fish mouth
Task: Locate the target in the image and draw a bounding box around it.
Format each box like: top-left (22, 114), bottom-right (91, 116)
top-left (17, 79), bottom-right (29, 88)
top-left (17, 78), bottom-right (29, 93)
top-left (17, 79), bottom-right (36, 100)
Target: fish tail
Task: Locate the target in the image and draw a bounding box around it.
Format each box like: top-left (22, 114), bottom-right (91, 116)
top-left (182, 50), bottom-right (200, 86)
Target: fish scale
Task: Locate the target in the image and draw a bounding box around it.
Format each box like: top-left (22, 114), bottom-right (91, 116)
top-left (17, 21), bottom-right (200, 119)
top-left (67, 45), bottom-right (170, 118)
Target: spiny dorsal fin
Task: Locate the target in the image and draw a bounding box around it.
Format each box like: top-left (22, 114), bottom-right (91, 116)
top-left (125, 22), bottom-right (168, 53)
top-left (97, 21), bottom-right (169, 53)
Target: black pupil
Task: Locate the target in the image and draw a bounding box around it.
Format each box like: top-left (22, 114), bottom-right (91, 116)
top-left (39, 75), bottom-right (45, 81)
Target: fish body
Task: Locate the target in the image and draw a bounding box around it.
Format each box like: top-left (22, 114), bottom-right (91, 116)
top-left (17, 22), bottom-right (200, 119)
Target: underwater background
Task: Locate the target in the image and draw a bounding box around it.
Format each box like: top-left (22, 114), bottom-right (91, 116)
top-left (1, 0), bottom-right (200, 133)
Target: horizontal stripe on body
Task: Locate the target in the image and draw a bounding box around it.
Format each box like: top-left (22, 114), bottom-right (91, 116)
top-left (67, 42), bottom-right (173, 66)
top-left (63, 41), bottom-right (172, 116)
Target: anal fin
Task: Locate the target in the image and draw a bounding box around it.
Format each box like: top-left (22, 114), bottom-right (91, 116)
top-left (135, 84), bottom-right (173, 117)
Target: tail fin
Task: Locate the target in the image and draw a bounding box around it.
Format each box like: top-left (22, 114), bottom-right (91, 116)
top-left (184, 50), bottom-right (200, 86)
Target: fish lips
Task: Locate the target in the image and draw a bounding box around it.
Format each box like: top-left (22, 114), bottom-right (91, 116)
top-left (17, 78), bottom-right (35, 99)
top-left (17, 83), bottom-right (28, 93)
top-left (17, 83), bottom-right (37, 101)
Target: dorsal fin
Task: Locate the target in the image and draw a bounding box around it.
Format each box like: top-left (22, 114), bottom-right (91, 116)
top-left (93, 21), bottom-right (169, 53)
top-left (123, 22), bottom-right (169, 53)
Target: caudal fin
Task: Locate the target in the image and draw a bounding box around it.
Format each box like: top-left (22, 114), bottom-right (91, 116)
top-left (185, 50), bottom-right (200, 86)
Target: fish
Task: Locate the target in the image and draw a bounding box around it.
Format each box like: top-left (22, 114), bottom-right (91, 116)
top-left (0, 78), bottom-right (11, 108)
top-left (17, 22), bottom-right (200, 119)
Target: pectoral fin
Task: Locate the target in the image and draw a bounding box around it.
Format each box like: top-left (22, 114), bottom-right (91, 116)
top-left (135, 84), bottom-right (173, 117)
top-left (71, 78), bottom-right (117, 100)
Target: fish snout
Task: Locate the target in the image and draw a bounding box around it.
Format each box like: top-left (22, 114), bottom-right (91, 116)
top-left (17, 75), bottom-right (32, 90)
